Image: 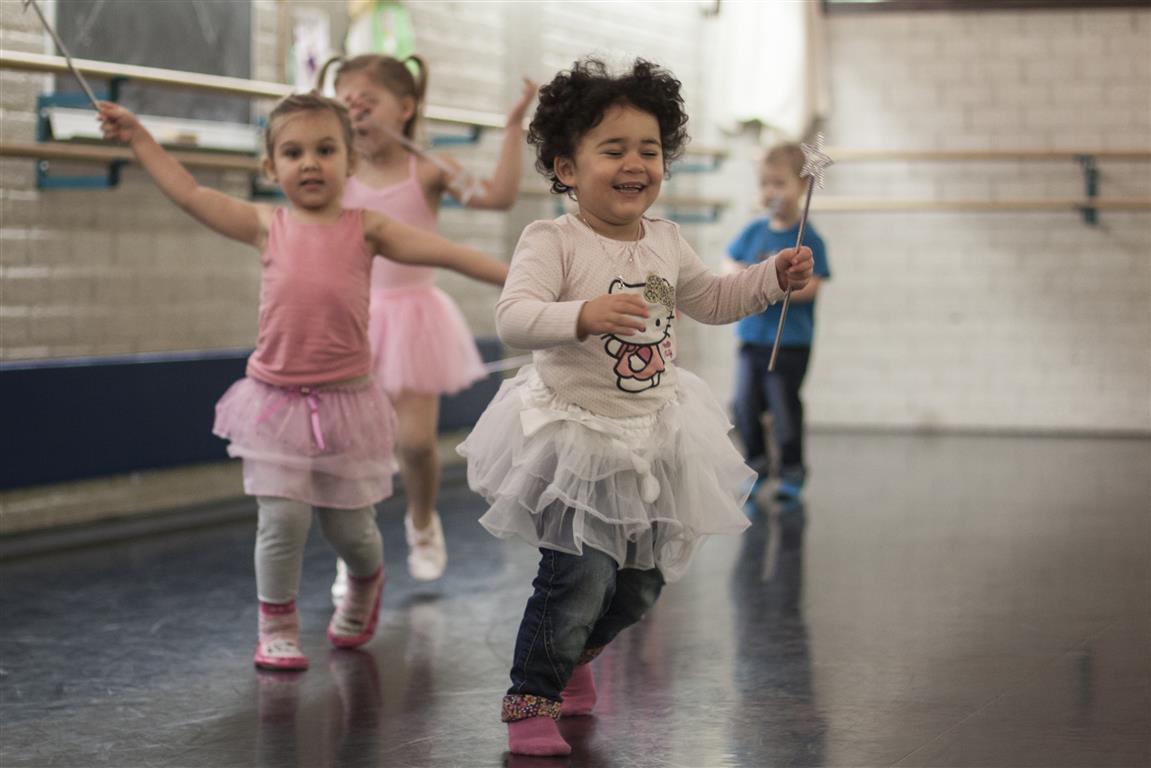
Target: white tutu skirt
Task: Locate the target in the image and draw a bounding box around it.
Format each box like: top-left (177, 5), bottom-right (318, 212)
top-left (213, 377), bottom-right (397, 509)
top-left (457, 365), bottom-right (753, 582)
top-left (369, 285), bottom-right (487, 396)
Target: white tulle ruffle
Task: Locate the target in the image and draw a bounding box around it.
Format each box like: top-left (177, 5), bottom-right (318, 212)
top-left (457, 365), bottom-right (752, 582)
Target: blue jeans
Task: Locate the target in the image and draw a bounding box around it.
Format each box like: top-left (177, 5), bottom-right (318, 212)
top-left (732, 343), bottom-right (811, 481)
top-left (503, 546), bottom-right (664, 721)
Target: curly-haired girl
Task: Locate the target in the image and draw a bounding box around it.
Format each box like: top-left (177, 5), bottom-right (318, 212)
top-left (458, 58), bottom-right (813, 756)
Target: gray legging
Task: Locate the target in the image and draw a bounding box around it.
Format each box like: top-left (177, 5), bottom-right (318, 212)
top-left (255, 496), bottom-right (383, 604)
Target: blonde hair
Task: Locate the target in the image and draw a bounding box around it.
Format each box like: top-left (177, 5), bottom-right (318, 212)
top-left (763, 143), bottom-right (805, 179)
top-left (264, 91), bottom-right (355, 159)
top-left (316, 54), bottom-right (428, 139)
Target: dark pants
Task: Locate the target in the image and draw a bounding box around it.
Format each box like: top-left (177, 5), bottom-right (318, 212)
top-left (732, 343), bottom-right (811, 481)
top-left (503, 546), bottom-right (664, 721)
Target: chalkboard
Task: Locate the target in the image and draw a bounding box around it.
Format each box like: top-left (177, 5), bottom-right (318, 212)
top-left (55, 0), bottom-right (253, 123)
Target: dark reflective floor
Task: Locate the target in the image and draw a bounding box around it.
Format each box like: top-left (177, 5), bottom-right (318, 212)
top-left (2, 433), bottom-right (1148, 767)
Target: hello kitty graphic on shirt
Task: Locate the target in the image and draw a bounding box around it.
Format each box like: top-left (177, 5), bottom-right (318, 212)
top-left (602, 274), bottom-right (676, 393)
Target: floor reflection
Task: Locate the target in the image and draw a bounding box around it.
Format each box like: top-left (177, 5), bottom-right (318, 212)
top-left (729, 498), bottom-right (826, 765)
top-left (1, 434), bottom-right (1146, 767)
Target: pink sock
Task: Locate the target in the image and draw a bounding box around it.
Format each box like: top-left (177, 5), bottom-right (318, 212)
top-left (560, 663), bottom-right (596, 717)
top-left (507, 716), bottom-right (571, 756)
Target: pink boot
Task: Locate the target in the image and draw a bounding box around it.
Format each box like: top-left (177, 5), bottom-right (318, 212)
top-left (507, 716), bottom-right (571, 756)
top-left (560, 662), bottom-right (596, 717)
top-left (327, 567), bottom-right (384, 649)
top-left (254, 601), bottom-right (309, 671)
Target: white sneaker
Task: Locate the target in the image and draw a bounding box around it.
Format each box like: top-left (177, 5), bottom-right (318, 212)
top-left (405, 512), bottom-right (447, 581)
top-left (331, 558), bottom-right (348, 606)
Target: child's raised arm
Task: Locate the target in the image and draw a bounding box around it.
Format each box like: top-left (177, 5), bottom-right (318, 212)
top-left (98, 103), bottom-right (266, 248)
top-left (439, 78), bottom-right (537, 211)
top-left (363, 211), bottom-right (507, 286)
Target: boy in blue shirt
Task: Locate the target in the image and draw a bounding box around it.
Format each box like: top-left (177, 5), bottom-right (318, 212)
top-left (727, 143), bottom-right (831, 500)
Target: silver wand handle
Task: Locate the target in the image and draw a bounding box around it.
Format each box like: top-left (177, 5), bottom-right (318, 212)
top-left (768, 175), bottom-right (815, 372)
top-left (23, 0), bottom-right (102, 111)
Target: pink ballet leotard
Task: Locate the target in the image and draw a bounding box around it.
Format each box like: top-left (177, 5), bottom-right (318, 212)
top-left (342, 156), bottom-right (487, 396)
top-left (213, 208), bottom-right (397, 508)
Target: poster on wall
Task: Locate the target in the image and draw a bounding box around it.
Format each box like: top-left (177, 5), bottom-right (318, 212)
top-left (290, 9), bottom-right (330, 91)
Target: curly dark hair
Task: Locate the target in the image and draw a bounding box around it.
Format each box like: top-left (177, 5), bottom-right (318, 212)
top-left (528, 58), bottom-right (690, 197)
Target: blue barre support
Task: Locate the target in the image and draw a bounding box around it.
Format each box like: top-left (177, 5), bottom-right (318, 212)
top-left (672, 155), bottom-right (724, 174)
top-left (547, 199), bottom-right (721, 224)
top-left (35, 79), bottom-right (126, 190)
top-left (1076, 154), bottom-right (1099, 226)
top-left (430, 124), bottom-right (484, 147)
top-left (664, 207), bottom-right (722, 225)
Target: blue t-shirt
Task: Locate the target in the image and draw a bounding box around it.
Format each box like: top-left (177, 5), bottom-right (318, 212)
top-left (728, 218), bottom-right (830, 348)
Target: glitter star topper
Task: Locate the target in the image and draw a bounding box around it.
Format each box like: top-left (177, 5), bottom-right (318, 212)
top-left (769, 133), bottom-right (834, 372)
top-left (800, 133), bottom-right (834, 188)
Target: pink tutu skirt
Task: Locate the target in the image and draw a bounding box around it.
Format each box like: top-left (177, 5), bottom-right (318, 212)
top-left (368, 285), bottom-right (487, 397)
top-left (213, 376), bottom-right (397, 509)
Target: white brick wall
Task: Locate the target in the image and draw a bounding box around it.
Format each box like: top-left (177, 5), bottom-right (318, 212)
top-left (692, 7), bottom-right (1150, 436)
top-left (5, 3), bottom-right (1145, 530)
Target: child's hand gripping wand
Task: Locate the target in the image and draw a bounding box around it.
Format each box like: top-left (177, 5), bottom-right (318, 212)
top-left (22, 0), bottom-right (102, 111)
top-left (768, 134), bottom-right (834, 372)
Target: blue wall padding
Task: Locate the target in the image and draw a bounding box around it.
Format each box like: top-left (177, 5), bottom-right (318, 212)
top-left (0, 338), bottom-right (504, 490)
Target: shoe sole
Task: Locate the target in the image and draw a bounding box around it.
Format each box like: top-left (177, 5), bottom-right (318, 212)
top-left (254, 649), bottom-right (309, 671)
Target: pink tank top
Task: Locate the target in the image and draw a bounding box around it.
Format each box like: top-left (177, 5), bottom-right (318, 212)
top-left (342, 155), bottom-right (439, 292)
top-left (246, 208), bottom-right (372, 387)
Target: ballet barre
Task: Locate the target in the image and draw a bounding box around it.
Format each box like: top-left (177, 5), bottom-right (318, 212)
top-left (818, 147), bottom-right (1150, 223)
top-left (0, 50), bottom-right (727, 164)
top-left (825, 148), bottom-right (1151, 162)
top-left (812, 198), bottom-right (1151, 212)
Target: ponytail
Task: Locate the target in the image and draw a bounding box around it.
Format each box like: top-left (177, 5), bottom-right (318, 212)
top-left (400, 54), bottom-right (428, 138)
top-left (315, 54), bottom-right (345, 94)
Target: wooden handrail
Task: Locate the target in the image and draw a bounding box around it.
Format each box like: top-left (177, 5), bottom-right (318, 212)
top-left (812, 198), bottom-right (1151, 212)
top-left (6, 142), bottom-right (1148, 213)
top-left (0, 49), bottom-right (504, 128)
top-left (1, 49), bottom-right (728, 160)
top-left (826, 148), bottom-right (1151, 162)
top-left (1, 140), bottom-right (261, 172)
top-left (518, 186), bottom-right (727, 210)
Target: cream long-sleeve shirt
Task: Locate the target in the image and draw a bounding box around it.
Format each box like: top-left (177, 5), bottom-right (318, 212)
top-left (496, 213), bottom-right (788, 418)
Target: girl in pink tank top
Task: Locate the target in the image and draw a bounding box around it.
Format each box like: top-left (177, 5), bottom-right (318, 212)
top-left (320, 53), bottom-right (535, 587)
top-left (99, 92), bottom-right (507, 674)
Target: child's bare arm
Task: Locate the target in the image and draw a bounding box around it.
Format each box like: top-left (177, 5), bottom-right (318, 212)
top-left (98, 103), bottom-right (266, 247)
top-left (441, 78), bottom-right (537, 210)
top-left (363, 211), bottom-right (508, 285)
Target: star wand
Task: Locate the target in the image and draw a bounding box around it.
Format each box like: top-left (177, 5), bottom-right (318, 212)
top-left (768, 133), bottom-right (833, 372)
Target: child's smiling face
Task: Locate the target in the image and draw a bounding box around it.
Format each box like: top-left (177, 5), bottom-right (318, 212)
top-left (555, 103), bottom-right (663, 239)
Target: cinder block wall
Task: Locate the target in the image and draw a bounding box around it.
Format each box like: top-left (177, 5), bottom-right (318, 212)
top-left (2, 4), bottom-right (1147, 533)
top-left (695, 7), bottom-right (1150, 436)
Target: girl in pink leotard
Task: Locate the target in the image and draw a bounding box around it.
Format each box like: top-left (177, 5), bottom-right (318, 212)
top-left (318, 54), bottom-right (534, 585)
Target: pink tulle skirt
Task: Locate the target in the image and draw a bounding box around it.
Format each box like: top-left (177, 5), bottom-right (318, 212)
top-left (368, 285), bottom-right (487, 396)
top-left (213, 376), bottom-right (397, 509)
